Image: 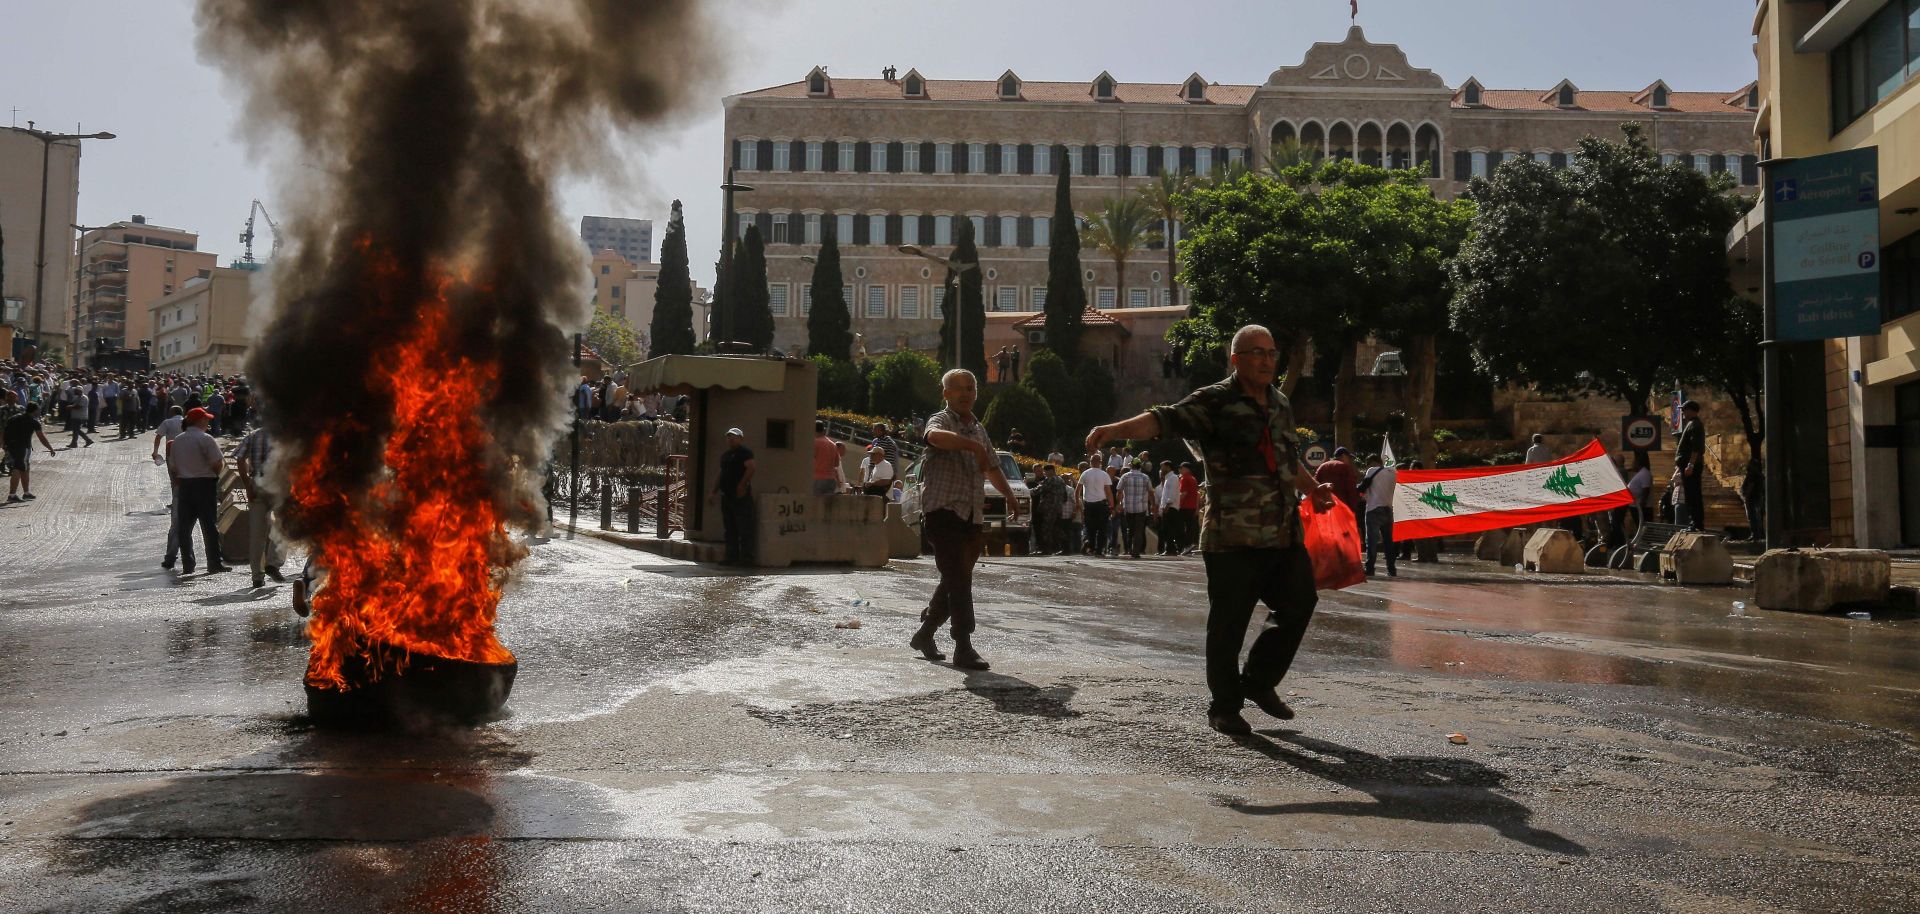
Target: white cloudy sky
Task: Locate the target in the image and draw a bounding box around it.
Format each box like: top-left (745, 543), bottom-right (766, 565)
top-left (2, 0), bottom-right (1754, 287)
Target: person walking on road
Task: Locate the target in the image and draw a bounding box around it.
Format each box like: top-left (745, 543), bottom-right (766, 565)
top-left (711, 428), bottom-right (756, 565)
top-left (1085, 324), bottom-right (1336, 736)
top-left (5, 404), bottom-right (58, 503)
top-left (169, 408), bottom-right (231, 575)
top-left (235, 421), bottom-right (285, 588)
top-left (1360, 453), bottom-right (1398, 577)
top-left (910, 369), bottom-right (1018, 671)
top-left (61, 381), bottom-right (93, 449)
top-left (1155, 459), bottom-right (1181, 555)
top-left (1676, 400), bottom-right (1707, 531)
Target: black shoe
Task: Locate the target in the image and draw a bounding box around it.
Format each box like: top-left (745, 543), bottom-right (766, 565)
top-left (253, 576), bottom-right (266, 589)
top-left (181, 564), bottom-right (196, 575)
top-left (206, 564), bottom-right (233, 574)
top-left (4, 495), bottom-right (17, 504)
top-left (161, 558), bottom-right (175, 570)
top-left (951, 642), bottom-right (990, 671)
top-left (1208, 712), bottom-right (1253, 736)
top-left (910, 628), bottom-right (946, 661)
top-left (1242, 682), bottom-right (1296, 721)
top-left (265, 567), bottom-right (286, 583)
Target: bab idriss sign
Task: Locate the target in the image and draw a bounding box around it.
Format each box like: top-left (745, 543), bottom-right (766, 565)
top-left (1771, 147), bottom-right (1883, 342)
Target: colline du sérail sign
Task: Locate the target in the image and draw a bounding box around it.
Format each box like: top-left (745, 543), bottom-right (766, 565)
top-left (1390, 440), bottom-right (1631, 541)
top-left (1771, 146), bottom-right (1883, 341)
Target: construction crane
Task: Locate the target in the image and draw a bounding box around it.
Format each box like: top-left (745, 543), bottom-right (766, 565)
top-left (238, 199), bottom-right (282, 265)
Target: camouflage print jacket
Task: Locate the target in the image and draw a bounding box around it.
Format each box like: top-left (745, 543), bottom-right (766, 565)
top-left (1148, 373), bottom-right (1303, 552)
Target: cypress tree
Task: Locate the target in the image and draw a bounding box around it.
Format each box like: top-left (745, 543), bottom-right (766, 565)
top-left (735, 225), bottom-right (774, 352)
top-left (647, 200), bottom-right (696, 357)
top-left (806, 221), bottom-right (851, 360)
top-left (936, 268), bottom-right (960, 368)
top-left (709, 243), bottom-right (733, 345)
top-left (952, 217), bottom-right (988, 380)
top-left (1044, 154), bottom-right (1089, 365)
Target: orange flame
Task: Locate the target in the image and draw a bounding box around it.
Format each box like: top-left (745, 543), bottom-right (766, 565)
top-left (291, 251), bottom-right (516, 691)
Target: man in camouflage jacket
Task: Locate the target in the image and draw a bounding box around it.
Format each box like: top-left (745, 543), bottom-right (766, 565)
top-left (1087, 325), bottom-right (1335, 736)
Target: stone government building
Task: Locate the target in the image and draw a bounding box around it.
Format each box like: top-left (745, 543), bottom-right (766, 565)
top-left (722, 27), bottom-right (1758, 412)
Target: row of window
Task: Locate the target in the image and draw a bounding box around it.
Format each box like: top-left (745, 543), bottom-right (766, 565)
top-left (736, 211), bottom-right (1188, 251)
top-left (765, 282), bottom-right (1176, 319)
top-left (1830, 0), bottom-right (1920, 134)
top-left (1451, 149), bottom-right (1759, 184)
top-left (733, 139), bottom-right (1247, 179)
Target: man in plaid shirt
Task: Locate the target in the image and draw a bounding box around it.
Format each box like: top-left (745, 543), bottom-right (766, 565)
top-left (235, 421), bottom-right (285, 589)
top-left (1115, 460), bottom-right (1157, 558)
top-left (910, 369), bottom-right (1018, 671)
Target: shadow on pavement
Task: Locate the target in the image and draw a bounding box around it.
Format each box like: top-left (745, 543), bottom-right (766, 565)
top-left (1224, 729), bottom-right (1587, 856)
top-left (960, 669), bottom-right (1081, 719)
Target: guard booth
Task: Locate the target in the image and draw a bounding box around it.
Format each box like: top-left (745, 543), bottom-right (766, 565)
top-left (623, 354), bottom-right (886, 567)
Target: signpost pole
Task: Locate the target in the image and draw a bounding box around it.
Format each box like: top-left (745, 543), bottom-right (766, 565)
top-left (1761, 160), bottom-right (1784, 551)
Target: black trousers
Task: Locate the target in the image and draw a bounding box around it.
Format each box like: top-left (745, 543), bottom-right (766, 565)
top-left (1122, 511), bottom-right (1148, 556)
top-left (1681, 473), bottom-right (1704, 531)
top-left (1084, 501), bottom-right (1110, 553)
top-left (175, 477), bottom-right (222, 568)
top-left (1201, 545), bottom-right (1318, 716)
top-left (921, 509), bottom-right (982, 638)
top-left (720, 492), bottom-right (755, 562)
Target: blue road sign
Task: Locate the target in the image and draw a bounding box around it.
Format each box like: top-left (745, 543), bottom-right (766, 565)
top-left (1771, 147), bottom-right (1882, 342)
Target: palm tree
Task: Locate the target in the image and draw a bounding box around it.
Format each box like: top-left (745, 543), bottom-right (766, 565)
top-left (1263, 138), bottom-right (1317, 179)
top-left (1136, 174), bottom-right (1189, 308)
top-left (1080, 196), bottom-right (1162, 310)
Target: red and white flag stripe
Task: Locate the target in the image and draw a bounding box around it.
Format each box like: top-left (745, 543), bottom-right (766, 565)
top-left (1389, 439), bottom-right (1631, 541)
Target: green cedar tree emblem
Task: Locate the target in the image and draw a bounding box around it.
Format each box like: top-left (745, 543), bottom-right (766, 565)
top-left (1418, 483), bottom-right (1460, 514)
top-left (1542, 466), bottom-right (1583, 499)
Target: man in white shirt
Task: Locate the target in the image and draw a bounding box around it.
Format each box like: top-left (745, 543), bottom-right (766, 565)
top-left (1525, 433), bottom-right (1551, 465)
top-left (1155, 459), bottom-right (1182, 555)
top-left (859, 443), bottom-right (895, 496)
top-left (167, 407), bottom-right (231, 575)
top-left (1361, 453), bottom-right (1397, 577)
top-left (1078, 462), bottom-right (1113, 555)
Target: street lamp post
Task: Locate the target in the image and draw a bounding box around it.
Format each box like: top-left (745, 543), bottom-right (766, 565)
top-left (717, 167), bottom-right (755, 349)
top-left (21, 125), bottom-right (115, 355)
top-left (898, 244), bottom-right (979, 370)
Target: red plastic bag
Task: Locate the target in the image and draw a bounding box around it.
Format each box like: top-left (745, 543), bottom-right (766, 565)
top-left (1301, 496), bottom-right (1365, 591)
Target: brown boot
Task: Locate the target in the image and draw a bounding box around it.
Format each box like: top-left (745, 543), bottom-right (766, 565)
top-left (951, 637), bottom-right (990, 671)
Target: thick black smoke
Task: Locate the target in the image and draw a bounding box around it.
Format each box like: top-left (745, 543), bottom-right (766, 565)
top-left (195, 0), bottom-right (714, 535)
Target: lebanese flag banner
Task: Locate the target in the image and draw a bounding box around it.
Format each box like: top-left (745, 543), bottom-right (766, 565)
top-left (1390, 439), bottom-right (1630, 541)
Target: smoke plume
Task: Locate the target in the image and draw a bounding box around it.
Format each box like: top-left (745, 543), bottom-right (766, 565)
top-left (194, 0), bottom-right (715, 685)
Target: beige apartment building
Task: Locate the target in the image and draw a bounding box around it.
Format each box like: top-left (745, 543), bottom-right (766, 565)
top-left (150, 267), bottom-right (258, 376)
top-left (74, 217), bottom-right (218, 364)
top-left (588, 248), bottom-right (710, 356)
top-left (1730, 0), bottom-right (1920, 547)
top-left (722, 27), bottom-right (1760, 375)
top-left (0, 126), bottom-right (82, 360)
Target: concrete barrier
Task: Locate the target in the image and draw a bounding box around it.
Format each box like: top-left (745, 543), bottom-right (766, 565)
top-left (752, 494), bottom-right (888, 568)
top-left (1498, 527), bottom-right (1534, 567)
top-left (1523, 528), bottom-right (1584, 574)
top-left (1753, 548), bottom-right (1890, 613)
top-left (1660, 532), bottom-right (1734, 585)
top-left (1474, 529), bottom-right (1508, 562)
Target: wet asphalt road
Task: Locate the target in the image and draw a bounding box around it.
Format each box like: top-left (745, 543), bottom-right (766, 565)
top-left (3, 439), bottom-right (1919, 913)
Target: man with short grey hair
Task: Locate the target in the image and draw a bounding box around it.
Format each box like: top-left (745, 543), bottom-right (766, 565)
top-left (910, 368), bottom-right (1018, 670)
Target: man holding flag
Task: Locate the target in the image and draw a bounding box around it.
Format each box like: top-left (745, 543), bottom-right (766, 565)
top-left (1362, 441), bottom-right (1398, 577)
top-left (1087, 325), bottom-right (1336, 736)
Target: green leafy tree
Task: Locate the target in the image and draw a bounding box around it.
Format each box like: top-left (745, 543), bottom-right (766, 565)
top-left (1044, 157), bottom-right (1089, 364)
top-left (648, 200), bottom-right (696, 357)
top-left (937, 217), bottom-right (987, 379)
top-left (1022, 348), bottom-right (1077, 442)
top-left (1072, 357), bottom-right (1118, 432)
top-left (811, 354), bottom-right (866, 411)
top-left (1139, 171), bottom-right (1191, 313)
top-left (1692, 292), bottom-right (1765, 476)
top-left (584, 308), bottom-right (641, 371)
top-left (732, 225), bottom-right (774, 352)
top-left (866, 350), bottom-right (944, 418)
top-left (983, 382), bottom-right (1054, 457)
top-left (1081, 196), bottom-right (1161, 308)
top-left (1175, 159), bottom-right (1470, 449)
top-left (806, 220), bottom-right (851, 360)
top-left (1450, 124), bottom-right (1742, 415)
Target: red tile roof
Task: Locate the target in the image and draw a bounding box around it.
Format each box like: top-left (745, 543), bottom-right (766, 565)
top-left (738, 76), bottom-right (1753, 116)
top-left (1011, 307), bottom-right (1128, 333)
top-left (1463, 89), bottom-right (1751, 115)
top-left (741, 78), bottom-right (1257, 106)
